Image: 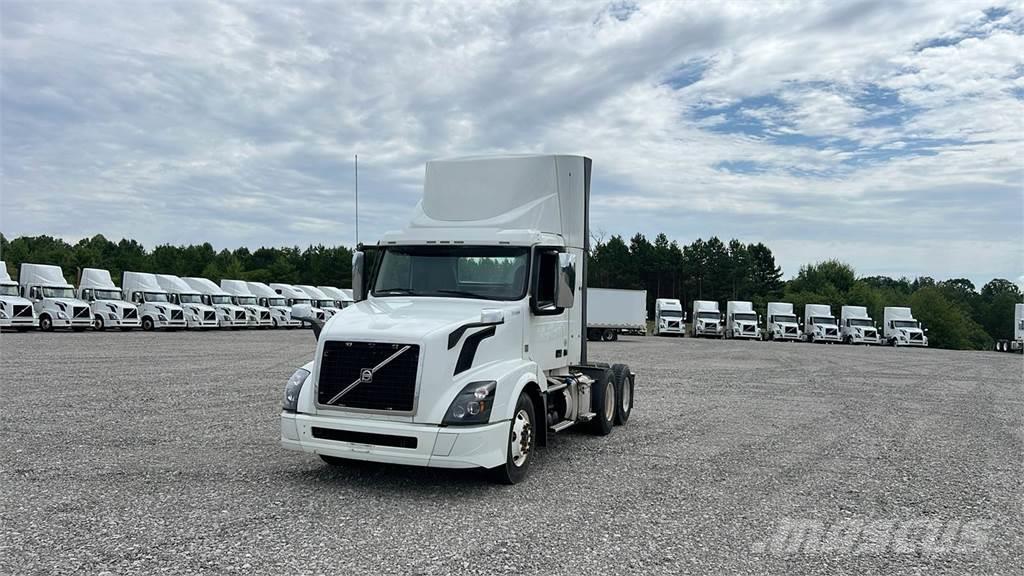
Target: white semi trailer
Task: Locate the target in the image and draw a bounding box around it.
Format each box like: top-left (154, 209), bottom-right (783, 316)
top-left (0, 261), bottom-right (38, 330)
top-left (122, 271), bottom-right (188, 330)
top-left (155, 274), bottom-right (220, 329)
top-left (77, 268), bottom-right (140, 331)
top-left (221, 279), bottom-right (273, 328)
top-left (766, 302), bottom-right (800, 341)
top-left (19, 263), bottom-right (93, 331)
top-left (183, 277), bottom-right (249, 328)
top-left (248, 281), bottom-right (302, 328)
top-left (280, 154), bottom-right (636, 484)
top-left (995, 303), bottom-right (1023, 353)
top-left (840, 305), bottom-right (880, 345)
top-left (691, 300), bottom-right (723, 338)
top-left (725, 300), bottom-right (761, 340)
top-left (653, 297), bottom-right (685, 336)
top-left (587, 288), bottom-right (647, 341)
top-left (804, 304), bottom-right (841, 343)
top-left (883, 307), bottom-right (928, 347)
top-left (319, 286), bottom-right (354, 310)
top-left (296, 285), bottom-right (341, 319)
top-left (271, 284), bottom-right (326, 322)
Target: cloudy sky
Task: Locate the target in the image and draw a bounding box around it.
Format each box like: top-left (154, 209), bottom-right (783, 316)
top-left (2, 0), bottom-right (1022, 286)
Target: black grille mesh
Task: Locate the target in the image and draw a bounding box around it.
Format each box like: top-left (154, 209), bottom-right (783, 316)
top-left (318, 341), bottom-right (420, 412)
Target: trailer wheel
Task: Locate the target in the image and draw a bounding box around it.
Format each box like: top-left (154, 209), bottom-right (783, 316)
top-left (590, 368), bottom-right (615, 436)
top-left (491, 391), bottom-right (535, 485)
top-left (611, 363), bottom-right (632, 425)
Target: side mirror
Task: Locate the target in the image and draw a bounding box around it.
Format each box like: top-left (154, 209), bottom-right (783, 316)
top-left (352, 251), bottom-right (366, 301)
top-left (554, 252), bottom-right (576, 309)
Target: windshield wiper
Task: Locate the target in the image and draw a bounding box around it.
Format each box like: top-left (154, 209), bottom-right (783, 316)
top-left (376, 288), bottom-right (415, 295)
top-left (432, 289), bottom-right (486, 298)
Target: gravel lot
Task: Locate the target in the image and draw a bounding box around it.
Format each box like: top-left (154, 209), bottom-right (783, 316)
top-left (1, 330), bottom-right (1022, 575)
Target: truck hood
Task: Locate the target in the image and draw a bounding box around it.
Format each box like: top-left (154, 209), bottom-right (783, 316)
top-left (0, 294), bottom-right (33, 306)
top-left (773, 321), bottom-right (799, 328)
top-left (95, 299), bottom-right (138, 311)
top-left (47, 297), bottom-right (90, 308)
top-left (180, 302), bottom-right (216, 313)
top-left (321, 297), bottom-right (498, 342)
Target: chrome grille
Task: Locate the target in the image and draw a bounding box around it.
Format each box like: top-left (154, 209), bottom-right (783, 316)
top-left (317, 341), bottom-right (420, 412)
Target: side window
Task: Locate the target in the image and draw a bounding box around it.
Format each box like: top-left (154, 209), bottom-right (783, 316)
top-left (531, 249), bottom-right (560, 314)
top-left (132, 292), bottom-right (143, 304)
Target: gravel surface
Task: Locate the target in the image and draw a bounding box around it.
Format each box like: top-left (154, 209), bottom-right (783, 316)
top-left (1, 330), bottom-right (1022, 575)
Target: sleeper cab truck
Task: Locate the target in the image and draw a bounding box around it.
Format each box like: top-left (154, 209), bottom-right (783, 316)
top-left (883, 307), bottom-right (928, 347)
top-left (77, 268), bottom-right (140, 331)
top-left (994, 303), bottom-right (1023, 353)
top-left (586, 288), bottom-right (647, 341)
top-left (271, 284), bottom-right (326, 322)
top-left (725, 300), bottom-right (761, 340)
top-left (691, 300), bottom-right (723, 338)
top-left (221, 279), bottom-right (273, 328)
top-left (766, 302), bottom-right (801, 341)
top-left (19, 263), bottom-right (92, 331)
top-left (840, 305), bottom-right (880, 345)
top-left (0, 260), bottom-right (38, 331)
top-left (803, 304), bottom-right (841, 343)
top-left (122, 271), bottom-right (187, 331)
top-left (319, 286), bottom-right (355, 310)
top-left (182, 277), bottom-right (249, 328)
top-left (280, 154), bottom-right (636, 484)
top-left (653, 298), bottom-right (685, 336)
top-left (248, 281), bottom-right (302, 328)
top-left (296, 285), bottom-right (341, 319)
top-left (155, 274), bottom-right (220, 329)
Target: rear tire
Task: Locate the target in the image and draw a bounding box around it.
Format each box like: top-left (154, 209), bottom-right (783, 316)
top-left (590, 368), bottom-right (615, 436)
top-left (611, 364), bottom-right (633, 425)
top-left (491, 391), bottom-right (535, 484)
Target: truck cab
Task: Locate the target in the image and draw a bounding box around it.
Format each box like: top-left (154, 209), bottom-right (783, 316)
top-left (154, 274), bottom-right (220, 329)
top-left (122, 272), bottom-right (188, 330)
top-left (725, 300), bottom-right (761, 340)
top-left (296, 285), bottom-right (341, 319)
top-left (77, 268), bottom-right (140, 331)
top-left (182, 277), bottom-right (249, 328)
top-left (248, 281), bottom-right (302, 328)
top-left (654, 298), bottom-right (685, 336)
top-left (280, 155), bottom-right (635, 484)
top-left (19, 263), bottom-right (93, 331)
top-left (691, 300), bottom-right (723, 338)
top-left (804, 304), bottom-right (841, 343)
top-left (318, 286), bottom-right (354, 310)
top-left (0, 261), bottom-right (38, 331)
top-left (766, 302), bottom-right (801, 341)
top-left (271, 284), bottom-right (326, 322)
top-left (221, 279), bottom-right (273, 328)
top-left (840, 305), bottom-right (880, 345)
top-left (883, 306), bottom-right (928, 347)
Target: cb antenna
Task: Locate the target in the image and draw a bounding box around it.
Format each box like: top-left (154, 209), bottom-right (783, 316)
top-left (354, 154), bottom-right (359, 247)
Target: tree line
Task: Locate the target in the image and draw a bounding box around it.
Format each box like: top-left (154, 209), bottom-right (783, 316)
top-left (2, 232), bottom-right (1020, 350)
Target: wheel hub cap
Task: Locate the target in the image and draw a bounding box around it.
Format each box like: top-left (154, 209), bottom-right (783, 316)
top-left (510, 409), bottom-right (532, 467)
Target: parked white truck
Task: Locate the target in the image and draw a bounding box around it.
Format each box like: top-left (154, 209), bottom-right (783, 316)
top-left (319, 286), bottom-right (354, 310)
top-left (77, 268), bottom-right (140, 331)
top-left (0, 261), bottom-right (38, 330)
top-left (154, 274), bottom-right (220, 329)
top-left (725, 300), bottom-right (761, 340)
top-left (995, 303), bottom-right (1023, 353)
top-left (271, 283), bottom-right (326, 322)
top-left (883, 306), bottom-right (928, 347)
top-left (804, 304), bottom-right (841, 343)
top-left (587, 288), bottom-right (647, 340)
top-left (221, 279), bottom-right (273, 328)
top-left (122, 271), bottom-right (188, 330)
top-left (840, 305), bottom-right (880, 345)
top-left (296, 285), bottom-right (341, 319)
top-left (766, 302), bottom-right (801, 341)
top-left (653, 297), bottom-right (685, 336)
top-left (691, 300), bottom-right (723, 338)
top-left (280, 154), bottom-right (636, 484)
top-left (182, 277), bottom-right (248, 328)
top-left (248, 281), bottom-right (302, 328)
top-left (19, 263), bottom-right (93, 331)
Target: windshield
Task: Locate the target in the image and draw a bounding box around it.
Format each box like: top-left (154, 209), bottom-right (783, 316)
top-left (210, 295), bottom-right (233, 305)
top-left (290, 298), bottom-right (312, 306)
top-left (697, 311), bottom-right (720, 320)
top-left (733, 313), bottom-right (757, 322)
top-left (179, 293), bottom-right (202, 304)
top-left (660, 310), bottom-right (682, 318)
top-left (893, 320), bottom-right (919, 328)
top-left (317, 299), bottom-right (335, 308)
top-left (42, 286), bottom-right (75, 298)
top-left (812, 316), bottom-right (837, 325)
top-left (235, 296), bottom-right (257, 306)
top-left (773, 314), bottom-right (797, 324)
top-left (1, 285), bottom-right (20, 296)
top-left (267, 298), bottom-right (286, 307)
top-left (93, 289), bottom-right (123, 300)
top-left (145, 292), bottom-right (169, 303)
top-left (373, 245), bottom-right (530, 301)
top-left (848, 318), bottom-right (873, 327)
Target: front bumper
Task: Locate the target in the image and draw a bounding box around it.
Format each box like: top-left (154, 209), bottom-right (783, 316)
top-left (694, 326), bottom-right (722, 337)
top-left (53, 316), bottom-right (93, 329)
top-left (773, 330), bottom-right (801, 340)
top-left (281, 412), bottom-right (508, 470)
top-left (850, 335), bottom-right (881, 345)
top-left (156, 317), bottom-right (188, 329)
top-left (247, 316), bottom-right (274, 328)
top-left (187, 318), bottom-right (220, 329)
top-left (0, 317), bottom-right (38, 328)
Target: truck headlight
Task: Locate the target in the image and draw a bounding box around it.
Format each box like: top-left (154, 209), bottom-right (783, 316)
top-left (283, 368), bottom-right (310, 412)
top-left (58, 311), bottom-right (68, 319)
top-left (158, 314), bottom-right (167, 321)
top-left (443, 381), bottom-right (496, 426)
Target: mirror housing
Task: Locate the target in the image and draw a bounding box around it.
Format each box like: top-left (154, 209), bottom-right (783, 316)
top-left (352, 251), bottom-right (366, 302)
top-left (554, 252), bottom-right (576, 309)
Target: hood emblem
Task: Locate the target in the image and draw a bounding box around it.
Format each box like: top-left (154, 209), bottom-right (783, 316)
top-left (359, 368), bottom-right (373, 383)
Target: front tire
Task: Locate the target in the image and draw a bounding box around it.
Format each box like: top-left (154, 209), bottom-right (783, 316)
top-left (39, 315), bottom-right (53, 332)
top-left (491, 392), bottom-right (535, 484)
top-left (93, 315), bottom-right (105, 331)
top-left (142, 317), bottom-right (155, 331)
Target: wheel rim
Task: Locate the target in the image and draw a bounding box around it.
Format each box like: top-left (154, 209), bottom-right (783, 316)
top-left (604, 381), bottom-right (615, 422)
top-left (510, 408), bottom-right (532, 467)
top-left (621, 378), bottom-right (631, 414)
top-left (94, 316), bottom-right (104, 330)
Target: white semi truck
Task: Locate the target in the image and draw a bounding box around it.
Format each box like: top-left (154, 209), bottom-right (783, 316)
top-left (883, 306), bottom-right (928, 347)
top-left (653, 297), bottom-right (685, 336)
top-left (995, 303), bottom-right (1023, 353)
top-left (271, 283), bottom-right (326, 322)
top-left (182, 277), bottom-right (249, 328)
top-left (691, 300), bottom-right (723, 338)
top-left (280, 154), bottom-right (636, 484)
top-left (319, 286), bottom-right (354, 310)
top-left (220, 279), bottom-right (273, 328)
top-left (840, 305), bottom-right (880, 345)
top-left (19, 263), bottom-right (93, 331)
top-left (766, 302), bottom-right (801, 341)
top-left (122, 271), bottom-right (188, 330)
top-left (804, 304), bottom-right (841, 343)
top-left (154, 274), bottom-right (220, 329)
top-left (0, 261), bottom-right (38, 330)
top-left (725, 300), bottom-right (761, 340)
top-left (77, 268), bottom-right (141, 331)
top-left (296, 285), bottom-right (341, 319)
top-left (248, 281), bottom-right (302, 328)
top-left (586, 288), bottom-right (647, 341)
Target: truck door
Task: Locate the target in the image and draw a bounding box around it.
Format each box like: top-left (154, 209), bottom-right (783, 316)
top-left (529, 248), bottom-right (569, 371)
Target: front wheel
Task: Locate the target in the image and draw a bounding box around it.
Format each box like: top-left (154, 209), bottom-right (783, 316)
top-left (491, 392), bottom-right (535, 484)
top-left (39, 315), bottom-right (54, 332)
top-left (142, 317), bottom-right (155, 331)
top-left (93, 315), bottom-right (105, 331)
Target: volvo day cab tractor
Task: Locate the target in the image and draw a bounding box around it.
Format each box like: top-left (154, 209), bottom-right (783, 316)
top-left (271, 284), bottom-right (326, 322)
top-left (883, 307), bottom-right (928, 347)
top-left (280, 155), bottom-right (636, 484)
top-left (77, 268), bottom-right (140, 331)
top-left (221, 280), bottom-right (273, 328)
top-left (248, 281), bottom-right (302, 328)
top-left (182, 277), bottom-right (248, 328)
top-left (804, 304), bottom-right (841, 343)
top-left (319, 286), bottom-right (354, 310)
top-left (0, 261), bottom-right (38, 331)
top-left (840, 305), bottom-right (880, 345)
top-left (296, 285), bottom-right (341, 319)
top-left (995, 303), bottom-right (1023, 353)
top-left (154, 274), bottom-right (220, 329)
top-left (766, 302), bottom-right (800, 341)
top-left (19, 263), bottom-right (92, 331)
top-left (653, 298), bottom-right (685, 336)
top-left (122, 272), bottom-right (187, 330)
top-left (691, 300), bottom-right (723, 338)
top-left (725, 301), bottom-right (761, 340)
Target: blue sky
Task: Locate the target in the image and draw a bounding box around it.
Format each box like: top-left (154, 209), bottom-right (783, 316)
top-left (1, 0), bottom-right (1022, 287)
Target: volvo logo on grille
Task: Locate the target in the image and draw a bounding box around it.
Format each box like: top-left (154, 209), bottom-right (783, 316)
top-left (359, 368), bottom-right (373, 383)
